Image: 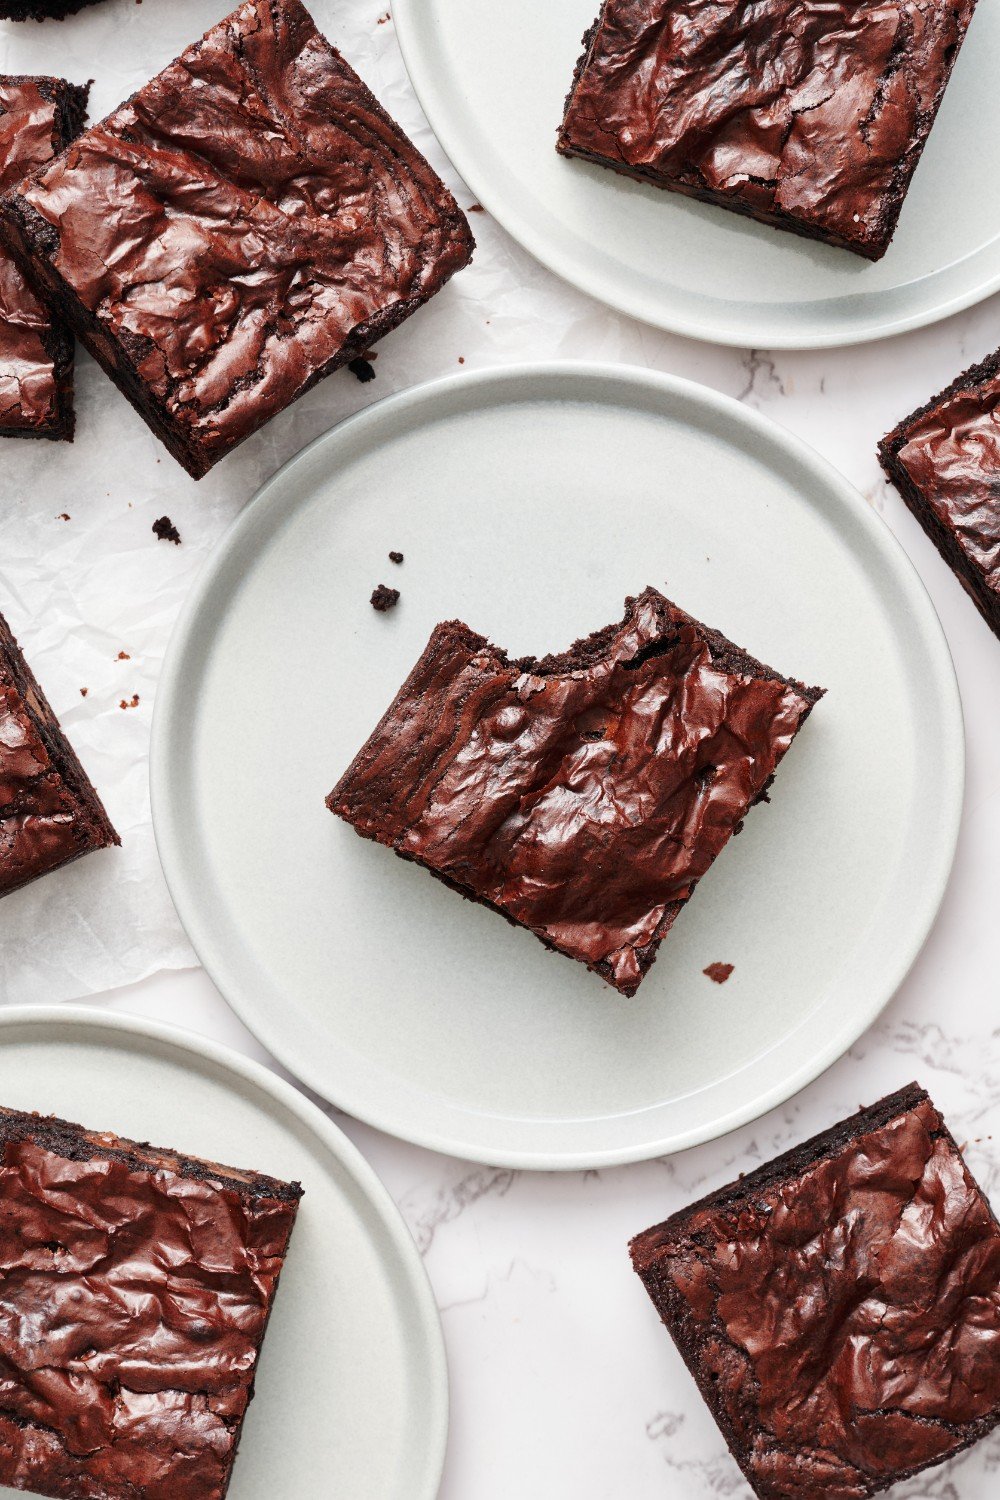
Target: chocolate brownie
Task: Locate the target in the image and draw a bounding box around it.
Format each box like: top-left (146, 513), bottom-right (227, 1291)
top-left (557, 0), bottom-right (979, 261)
top-left (0, 0), bottom-right (474, 478)
top-left (328, 587), bottom-right (822, 996)
top-left (0, 1104), bottom-right (301, 1498)
top-left (630, 1083), bottom-right (1000, 1499)
top-left (879, 349), bottom-right (1000, 639)
top-left (0, 75), bottom-right (87, 439)
top-left (0, 0), bottom-right (105, 16)
top-left (0, 607), bottom-right (118, 896)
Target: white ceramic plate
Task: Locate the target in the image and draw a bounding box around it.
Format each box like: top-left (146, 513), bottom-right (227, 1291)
top-left (0, 1007), bottom-right (447, 1500)
top-left (392, 0), bottom-right (999, 348)
top-left (152, 364), bottom-right (963, 1168)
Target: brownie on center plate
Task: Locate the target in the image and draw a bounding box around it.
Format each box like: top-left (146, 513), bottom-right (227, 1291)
top-left (0, 75), bottom-right (88, 439)
top-left (0, 1106), bottom-right (301, 1499)
top-left (0, 606), bottom-right (118, 895)
top-left (631, 1083), bottom-right (1000, 1499)
top-left (879, 349), bottom-right (1000, 640)
top-left (0, 0), bottom-right (474, 478)
top-left (557, 0), bottom-right (979, 261)
top-left (328, 587), bottom-right (823, 996)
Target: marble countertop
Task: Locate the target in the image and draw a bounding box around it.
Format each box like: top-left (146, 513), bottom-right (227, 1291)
top-left (3, 1), bottom-right (1000, 1496)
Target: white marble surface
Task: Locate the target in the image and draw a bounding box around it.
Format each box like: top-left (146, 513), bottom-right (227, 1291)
top-left (2, 1), bottom-right (1000, 1496)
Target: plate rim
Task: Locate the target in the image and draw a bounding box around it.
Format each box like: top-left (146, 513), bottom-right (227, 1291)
top-left (391, 0), bottom-right (1000, 350)
top-left (151, 360), bottom-right (965, 1169)
top-left (0, 1003), bottom-right (449, 1500)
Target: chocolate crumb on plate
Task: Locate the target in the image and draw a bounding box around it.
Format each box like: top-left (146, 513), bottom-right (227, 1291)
top-left (703, 962), bottom-right (734, 984)
top-left (370, 584), bottom-right (400, 612)
top-left (388, 550), bottom-right (404, 564)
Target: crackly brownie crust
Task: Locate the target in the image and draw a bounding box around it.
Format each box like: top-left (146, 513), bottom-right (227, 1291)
top-left (631, 1083), bottom-right (1000, 1498)
top-left (879, 349), bottom-right (1000, 640)
top-left (0, 608), bottom-right (119, 896)
top-left (0, 75), bottom-right (88, 439)
top-left (0, 1105), bottom-right (301, 1499)
top-left (328, 586), bottom-right (822, 996)
top-left (557, 0), bottom-right (979, 261)
top-left (0, 0), bottom-right (474, 477)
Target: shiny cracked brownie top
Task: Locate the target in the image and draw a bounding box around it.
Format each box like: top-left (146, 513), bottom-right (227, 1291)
top-left (329, 587), bottom-right (822, 995)
top-left (631, 1086), bottom-right (1000, 1499)
top-left (1, 0), bottom-right (473, 471)
top-left (0, 1109), bottom-right (300, 1499)
top-left (558, 0), bottom-right (977, 257)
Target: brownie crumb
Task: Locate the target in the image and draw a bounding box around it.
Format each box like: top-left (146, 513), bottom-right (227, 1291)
top-left (389, 550), bottom-right (404, 565)
top-left (57, 514), bottom-right (70, 522)
top-left (153, 516), bottom-right (182, 545)
top-left (370, 584), bottom-right (400, 613)
top-left (80, 688), bottom-right (89, 698)
top-left (119, 695), bottom-right (140, 710)
top-left (469, 203), bottom-right (484, 212)
top-left (116, 651), bottom-right (130, 661)
top-left (349, 357), bottom-right (377, 384)
top-left (704, 962), bottom-right (734, 985)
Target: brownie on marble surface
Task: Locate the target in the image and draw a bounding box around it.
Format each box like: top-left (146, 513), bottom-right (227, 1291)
top-left (0, 75), bottom-right (87, 439)
top-left (631, 1083), bottom-right (1000, 1499)
top-left (0, 1104), bottom-right (301, 1498)
top-left (0, 608), bottom-right (118, 896)
top-left (328, 587), bottom-right (822, 996)
top-left (879, 349), bottom-right (1000, 639)
top-left (0, 0), bottom-right (474, 477)
top-left (557, 0), bottom-right (979, 261)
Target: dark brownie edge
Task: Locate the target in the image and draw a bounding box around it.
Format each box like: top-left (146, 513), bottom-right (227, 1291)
top-left (878, 349), bottom-right (1000, 639)
top-left (630, 1083), bottom-right (1000, 1500)
top-left (0, 0), bottom-right (103, 18)
top-left (0, 75), bottom-right (89, 442)
top-left (0, 1105), bottom-right (303, 1205)
top-left (557, 3), bottom-right (979, 262)
top-left (0, 609), bottom-right (120, 873)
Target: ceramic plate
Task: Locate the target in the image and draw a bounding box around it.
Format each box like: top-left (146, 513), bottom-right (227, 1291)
top-left (0, 1007), bottom-right (447, 1500)
top-left (152, 364), bottom-right (963, 1167)
top-left (392, 0), bottom-right (999, 348)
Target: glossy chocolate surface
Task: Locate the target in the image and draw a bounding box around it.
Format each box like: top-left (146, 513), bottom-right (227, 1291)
top-left (0, 0), bottom-right (473, 475)
top-left (329, 588), bottom-right (821, 995)
top-left (0, 610), bottom-right (118, 896)
top-left (631, 1085), bottom-right (1000, 1499)
top-left (558, 0), bottom-right (978, 259)
top-left (886, 357), bottom-right (1000, 617)
top-left (0, 1108), bottom-right (299, 1499)
top-left (0, 78), bottom-right (78, 435)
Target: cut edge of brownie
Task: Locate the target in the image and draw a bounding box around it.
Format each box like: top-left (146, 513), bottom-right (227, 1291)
top-left (630, 1081), bottom-right (1000, 1500)
top-left (879, 347), bottom-right (1000, 637)
top-left (556, 3), bottom-right (979, 262)
top-left (0, 74), bottom-right (89, 441)
top-left (0, 0), bottom-right (102, 18)
top-left (0, 1104), bottom-right (304, 1205)
top-left (0, 1), bottom-right (474, 478)
top-left (0, 608), bottom-right (119, 890)
top-left (328, 588), bottom-right (824, 997)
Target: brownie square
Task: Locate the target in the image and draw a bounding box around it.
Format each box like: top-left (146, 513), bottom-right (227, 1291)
top-left (0, 0), bottom-right (105, 17)
top-left (0, 1105), bottom-right (301, 1499)
top-left (879, 350), bottom-right (1000, 639)
top-left (557, 0), bottom-right (978, 261)
top-left (630, 1083), bottom-right (1000, 1498)
top-left (328, 587), bottom-right (822, 996)
top-left (0, 607), bottom-right (119, 896)
top-left (0, 75), bottom-right (87, 439)
top-left (0, 0), bottom-right (474, 478)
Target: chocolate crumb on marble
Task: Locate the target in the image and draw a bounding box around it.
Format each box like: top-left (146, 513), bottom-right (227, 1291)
top-left (370, 584), bottom-right (400, 612)
top-left (152, 515), bottom-right (181, 545)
